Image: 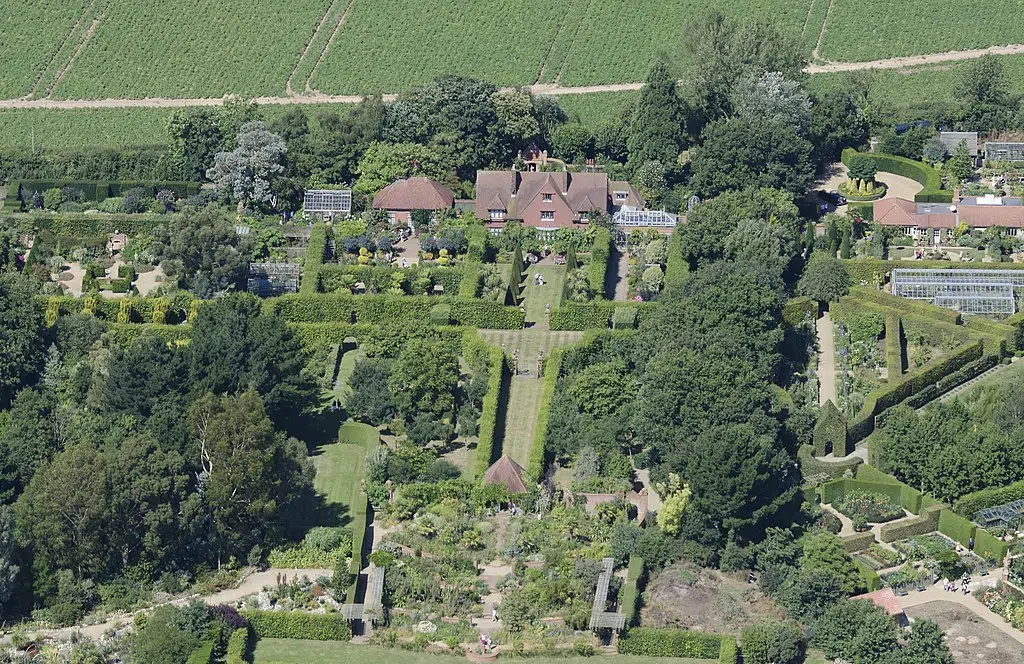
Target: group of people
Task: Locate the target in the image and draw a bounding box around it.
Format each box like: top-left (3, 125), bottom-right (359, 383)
top-left (944, 572), bottom-right (972, 595)
top-left (533, 273), bottom-right (546, 286)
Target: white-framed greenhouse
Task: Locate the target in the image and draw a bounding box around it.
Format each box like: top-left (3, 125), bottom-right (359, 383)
top-left (890, 268), bottom-right (1024, 315)
top-left (612, 205), bottom-right (678, 228)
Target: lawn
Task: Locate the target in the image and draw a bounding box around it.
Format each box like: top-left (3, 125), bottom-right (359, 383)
top-left (321, 346), bottom-right (362, 408)
top-left (252, 639), bottom-right (711, 664)
top-left (312, 422), bottom-right (380, 519)
top-left (520, 264), bottom-right (566, 326)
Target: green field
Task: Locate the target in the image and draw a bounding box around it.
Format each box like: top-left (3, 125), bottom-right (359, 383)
top-left (558, 91), bottom-right (635, 127)
top-left (818, 0), bottom-right (1024, 62)
top-left (0, 0), bottom-right (88, 98)
top-left (251, 639), bottom-right (708, 664)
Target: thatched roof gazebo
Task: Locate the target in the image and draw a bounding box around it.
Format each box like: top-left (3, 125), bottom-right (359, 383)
top-left (482, 455), bottom-right (528, 494)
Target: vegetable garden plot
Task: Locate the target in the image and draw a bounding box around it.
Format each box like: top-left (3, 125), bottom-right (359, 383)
top-left (818, 0), bottom-right (1024, 62)
top-left (0, 0), bottom-right (90, 98)
top-left (51, 0), bottom-right (329, 99)
top-left (309, 0), bottom-right (568, 94)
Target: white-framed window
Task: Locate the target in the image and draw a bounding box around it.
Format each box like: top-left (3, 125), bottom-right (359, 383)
top-left (1007, 227), bottom-right (1020, 236)
top-left (903, 227), bottom-right (914, 236)
top-left (542, 193), bottom-right (553, 202)
top-left (540, 210), bottom-right (555, 221)
top-left (615, 191), bottom-right (628, 200)
top-left (489, 209), bottom-right (505, 220)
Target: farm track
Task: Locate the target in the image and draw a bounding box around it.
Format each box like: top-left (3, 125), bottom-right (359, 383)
top-left (286, 0), bottom-right (344, 96)
top-left (24, 0), bottom-right (99, 99)
top-left (304, 0), bottom-right (356, 94)
top-left (532, 0), bottom-right (578, 84)
top-left (811, 0), bottom-right (837, 60)
top-left (47, 14), bottom-right (103, 98)
top-left (548, 0), bottom-right (596, 85)
top-left (4, 44), bottom-right (1024, 110)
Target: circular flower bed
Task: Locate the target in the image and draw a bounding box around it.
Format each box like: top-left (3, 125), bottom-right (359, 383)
top-left (837, 490), bottom-right (904, 524)
top-left (839, 180), bottom-right (888, 202)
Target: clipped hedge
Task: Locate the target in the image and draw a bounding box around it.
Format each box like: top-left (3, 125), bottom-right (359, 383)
top-left (664, 226), bottom-right (688, 293)
top-left (782, 296), bottom-right (816, 328)
top-left (973, 527), bottom-right (1009, 564)
top-left (938, 509), bottom-right (975, 548)
top-left (611, 306), bottom-right (638, 330)
top-left (266, 293), bottom-right (524, 329)
top-left (588, 227), bottom-right (612, 299)
top-left (12, 179), bottom-right (202, 207)
top-left (301, 223), bottom-right (329, 295)
top-left (529, 347), bottom-right (565, 483)
top-left (814, 401), bottom-right (848, 457)
top-left (718, 637), bottom-right (737, 664)
top-left (853, 558), bottom-right (883, 592)
top-left (619, 628), bottom-right (725, 658)
top-left (39, 293), bottom-right (195, 325)
top-left (474, 345), bottom-right (509, 480)
top-left (551, 300), bottom-right (656, 331)
top-left (797, 445), bottom-right (863, 480)
top-left (621, 555), bottom-right (646, 627)
top-left (241, 610), bottom-right (352, 641)
top-left (841, 148), bottom-right (952, 203)
top-left (842, 532), bottom-right (876, 553)
top-left (850, 287), bottom-right (960, 325)
top-left (819, 476), bottom-right (923, 515)
top-left (885, 314), bottom-right (903, 382)
top-left (879, 505), bottom-right (942, 543)
top-left (953, 479), bottom-right (1024, 518)
top-left (226, 626), bottom-right (253, 664)
top-left (319, 263), bottom-right (463, 296)
top-left (460, 262), bottom-right (482, 298)
top-left (185, 642), bottom-right (215, 664)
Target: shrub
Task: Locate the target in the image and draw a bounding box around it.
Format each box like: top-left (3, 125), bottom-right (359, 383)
top-left (740, 622), bottom-right (805, 664)
top-left (225, 626), bottom-right (252, 664)
top-left (430, 303), bottom-right (452, 325)
top-left (588, 227), bottom-right (612, 299)
top-left (118, 264), bottom-right (136, 281)
top-left (241, 610), bottom-right (352, 641)
top-left (618, 627), bottom-right (724, 658)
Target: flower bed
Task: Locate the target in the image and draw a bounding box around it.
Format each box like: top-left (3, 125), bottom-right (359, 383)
top-left (976, 583), bottom-right (1024, 631)
top-left (837, 490), bottom-right (904, 524)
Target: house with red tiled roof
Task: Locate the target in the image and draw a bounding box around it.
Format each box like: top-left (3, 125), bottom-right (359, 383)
top-left (474, 170), bottom-right (643, 230)
top-left (371, 177), bottom-right (455, 225)
top-left (874, 194), bottom-right (1024, 244)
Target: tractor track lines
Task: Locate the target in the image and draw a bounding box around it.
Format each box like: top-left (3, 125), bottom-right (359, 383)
top-left (286, 0), bottom-right (343, 96)
top-left (24, 0), bottom-right (99, 100)
top-left (304, 0), bottom-right (356, 94)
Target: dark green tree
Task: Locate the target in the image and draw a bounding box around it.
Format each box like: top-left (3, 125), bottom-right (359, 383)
top-left (0, 274), bottom-right (44, 409)
top-left (850, 607), bottom-right (900, 664)
top-left (960, 55), bottom-right (1006, 106)
top-left (347, 359), bottom-right (397, 425)
top-left (627, 61), bottom-right (687, 166)
top-left (690, 119), bottom-right (815, 197)
top-left (0, 387), bottom-right (62, 490)
top-left (388, 338), bottom-right (459, 420)
top-left (898, 619), bottom-right (955, 664)
top-left (0, 506), bottom-right (18, 614)
top-left (151, 206), bottom-right (255, 296)
top-left (740, 622), bottom-right (805, 664)
top-left (798, 252), bottom-right (851, 303)
top-left (809, 91), bottom-right (869, 163)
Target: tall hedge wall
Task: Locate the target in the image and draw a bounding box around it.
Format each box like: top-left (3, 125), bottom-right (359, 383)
top-left (819, 476), bottom-right (923, 515)
top-left (618, 628), bottom-right (725, 658)
top-left (879, 505), bottom-right (942, 543)
top-left (185, 642), bottom-right (215, 664)
top-left (474, 345), bottom-right (509, 480)
top-left (841, 148), bottom-right (952, 203)
top-left (300, 224), bottom-right (329, 295)
top-left (953, 479), bottom-right (1024, 517)
top-left (841, 532), bottom-right (876, 553)
top-left (813, 401), bottom-right (848, 457)
top-left (265, 293), bottom-right (524, 329)
top-left (885, 314), bottom-right (903, 382)
top-left (528, 346), bottom-right (565, 483)
top-left (318, 263), bottom-right (463, 295)
top-left (938, 509), bottom-right (976, 548)
top-left (11, 179), bottom-right (202, 208)
top-left (850, 287), bottom-right (960, 324)
top-left (588, 227), bottom-right (612, 299)
top-left (241, 610), bottom-right (352, 641)
top-left (664, 226), bottom-right (688, 293)
top-left (550, 301), bottom-right (656, 331)
top-left (226, 626), bottom-right (253, 664)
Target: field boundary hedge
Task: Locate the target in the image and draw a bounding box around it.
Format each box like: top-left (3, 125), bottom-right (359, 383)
top-left (241, 610), bottom-right (352, 641)
top-left (528, 346), bottom-right (565, 484)
top-left (841, 148), bottom-right (952, 203)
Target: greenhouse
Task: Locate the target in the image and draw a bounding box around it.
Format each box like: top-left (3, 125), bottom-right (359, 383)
top-left (890, 268), bottom-right (1024, 315)
top-left (613, 205), bottom-right (678, 228)
top-left (974, 499), bottom-right (1024, 531)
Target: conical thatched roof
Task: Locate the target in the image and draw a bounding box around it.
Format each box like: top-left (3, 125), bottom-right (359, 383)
top-left (483, 454), bottom-right (528, 494)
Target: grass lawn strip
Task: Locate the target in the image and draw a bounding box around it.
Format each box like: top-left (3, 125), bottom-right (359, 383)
top-left (252, 639), bottom-right (711, 663)
top-left (501, 378), bottom-right (545, 468)
top-left (521, 264), bottom-right (566, 326)
top-left (312, 422), bottom-right (380, 513)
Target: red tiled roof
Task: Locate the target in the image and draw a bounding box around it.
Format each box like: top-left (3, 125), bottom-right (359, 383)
top-left (851, 587), bottom-right (904, 616)
top-left (874, 198), bottom-right (956, 229)
top-left (482, 455), bottom-right (528, 494)
top-left (474, 170), bottom-right (641, 220)
top-left (372, 177), bottom-right (454, 211)
top-left (959, 204), bottom-right (1024, 228)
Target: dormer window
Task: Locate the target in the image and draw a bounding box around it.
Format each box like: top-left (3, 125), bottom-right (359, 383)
top-left (543, 193), bottom-right (553, 202)
top-left (615, 191), bottom-right (628, 201)
top-left (489, 209), bottom-right (505, 220)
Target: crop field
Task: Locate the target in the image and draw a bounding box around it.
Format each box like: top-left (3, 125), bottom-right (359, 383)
top-left (818, 0), bottom-right (1024, 62)
top-left (558, 91), bottom-right (635, 127)
top-left (50, 0), bottom-right (329, 100)
top-left (308, 0), bottom-right (570, 93)
top-left (806, 54), bottom-right (1024, 106)
top-left (0, 0), bottom-right (89, 99)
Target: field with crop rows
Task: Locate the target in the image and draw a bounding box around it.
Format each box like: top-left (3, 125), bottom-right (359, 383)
top-left (806, 54), bottom-right (1024, 106)
top-left (554, 0), bottom-right (813, 86)
top-left (50, 0), bottom-right (329, 99)
top-left (308, 0), bottom-right (570, 93)
top-left (0, 0), bottom-right (89, 99)
top-left (558, 91), bottom-right (635, 128)
top-left (818, 0), bottom-right (1024, 62)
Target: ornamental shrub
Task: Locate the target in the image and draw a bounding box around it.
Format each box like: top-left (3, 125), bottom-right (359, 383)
top-left (813, 401), bottom-right (847, 457)
top-left (618, 627), bottom-right (724, 658)
top-left (241, 610), bottom-right (351, 641)
top-left (225, 626), bottom-right (252, 664)
top-left (740, 622), bottom-right (805, 664)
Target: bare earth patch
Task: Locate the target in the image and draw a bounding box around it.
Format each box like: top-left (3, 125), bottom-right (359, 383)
top-left (641, 563), bottom-right (785, 633)
top-left (905, 601), bottom-right (1024, 664)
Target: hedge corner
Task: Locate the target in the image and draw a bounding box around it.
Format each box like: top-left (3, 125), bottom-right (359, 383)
top-left (813, 400), bottom-right (848, 457)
